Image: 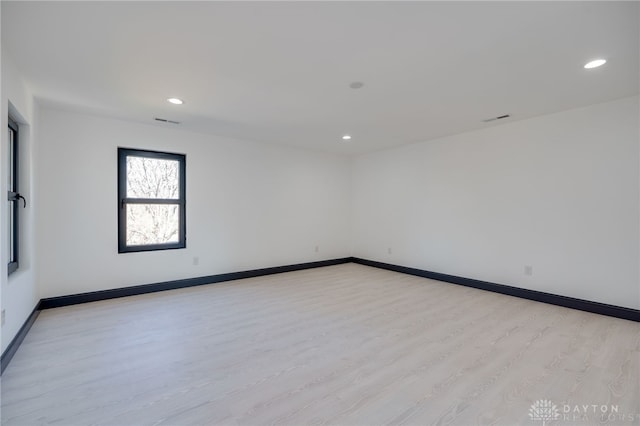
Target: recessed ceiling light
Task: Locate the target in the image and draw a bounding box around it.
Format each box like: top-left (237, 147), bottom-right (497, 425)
top-left (584, 59), bottom-right (606, 69)
top-left (342, 135), bottom-right (352, 140)
top-left (167, 98), bottom-right (184, 105)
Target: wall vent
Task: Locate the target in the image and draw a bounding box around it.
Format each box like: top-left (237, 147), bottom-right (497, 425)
top-left (154, 117), bottom-right (181, 125)
top-left (482, 114), bottom-right (511, 123)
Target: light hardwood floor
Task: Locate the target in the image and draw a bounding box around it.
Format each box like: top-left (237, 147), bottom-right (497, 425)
top-left (1, 264), bottom-right (638, 425)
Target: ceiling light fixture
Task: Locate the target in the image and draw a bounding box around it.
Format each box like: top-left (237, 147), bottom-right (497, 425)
top-left (342, 135), bottom-right (352, 140)
top-left (167, 98), bottom-right (184, 105)
top-left (584, 59), bottom-right (606, 69)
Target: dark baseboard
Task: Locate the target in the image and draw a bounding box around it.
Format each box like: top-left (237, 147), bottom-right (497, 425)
top-left (39, 257), bottom-right (354, 309)
top-left (2, 257), bottom-right (352, 375)
top-left (352, 257), bottom-right (640, 322)
top-left (4, 255), bottom-right (637, 376)
top-left (1, 302), bottom-right (41, 375)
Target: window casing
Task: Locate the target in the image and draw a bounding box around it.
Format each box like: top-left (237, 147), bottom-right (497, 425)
top-left (7, 118), bottom-right (20, 274)
top-left (118, 148), bottom-right (186, 253)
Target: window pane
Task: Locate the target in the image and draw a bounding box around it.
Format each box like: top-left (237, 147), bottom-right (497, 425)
top-left (8, 201), bottom-right (14, 262)
top-left (126, 156), bottom-right (180, 199)
top-left (7, 121), bottom-right (17, 270)
top-left (8, 127), bottom-right (14, 189)
top-left (126, 204), bottom-right (180, 246)
top-left (8, 126), bottom-right (13, 263)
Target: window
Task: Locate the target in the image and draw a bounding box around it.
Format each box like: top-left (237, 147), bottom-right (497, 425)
top-left (7, 117), bottom-right (24, 275)
top-left (118, 148), bottom-right (186, 253)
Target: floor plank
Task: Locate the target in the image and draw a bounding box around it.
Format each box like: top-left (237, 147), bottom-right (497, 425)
top-left (1, 264), bottom-right (638, 425)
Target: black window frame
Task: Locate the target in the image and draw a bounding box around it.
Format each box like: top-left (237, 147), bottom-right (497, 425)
top-left (7, 117), bottom-right (20, 274)
top-left (118, 147), bottom-right (186, 253)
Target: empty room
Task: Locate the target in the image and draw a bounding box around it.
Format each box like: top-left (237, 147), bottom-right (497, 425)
top-left (1, 1), bottom-right (638, 425)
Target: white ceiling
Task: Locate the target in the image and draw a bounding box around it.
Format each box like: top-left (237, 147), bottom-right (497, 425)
top-left (2, 1), bottom-right (638, 155)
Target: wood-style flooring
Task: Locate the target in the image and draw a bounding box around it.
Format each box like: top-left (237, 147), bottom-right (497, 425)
top-left (1, 264), bottom-right (638, 425)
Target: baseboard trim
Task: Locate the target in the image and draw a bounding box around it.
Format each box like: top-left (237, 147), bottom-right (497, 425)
top-left (2, 257), bottom-right (352, 375)
top-left (352, 257), bottom-right (640, 322)
top-left (4, 255), bottom-right (636, 376)
top-left (1, 302), bottom-right (41, 375)
top-left (39, 257), bottom-right (354, 309)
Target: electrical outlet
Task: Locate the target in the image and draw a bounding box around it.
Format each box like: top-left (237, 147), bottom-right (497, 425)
top-left (524, 265), bottom-right (533, 276)
top-left (193, 256), bottom-right (199, 266)
top-left (388, 247), bottom-right (392, 255)
top-left (315, 245), bottom-right (319, 253)
top-left (1, 309), bottom-right (5, 327)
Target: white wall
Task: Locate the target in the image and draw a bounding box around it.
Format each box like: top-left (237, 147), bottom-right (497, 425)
top-left (3, 62), bottom-right (638, 356)
top-left (353, 96), bottom-right (640, 310)
top-left (1, 52), bottom-right (39, 353)
top-left (36, 108), bottom-right (352, 299)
